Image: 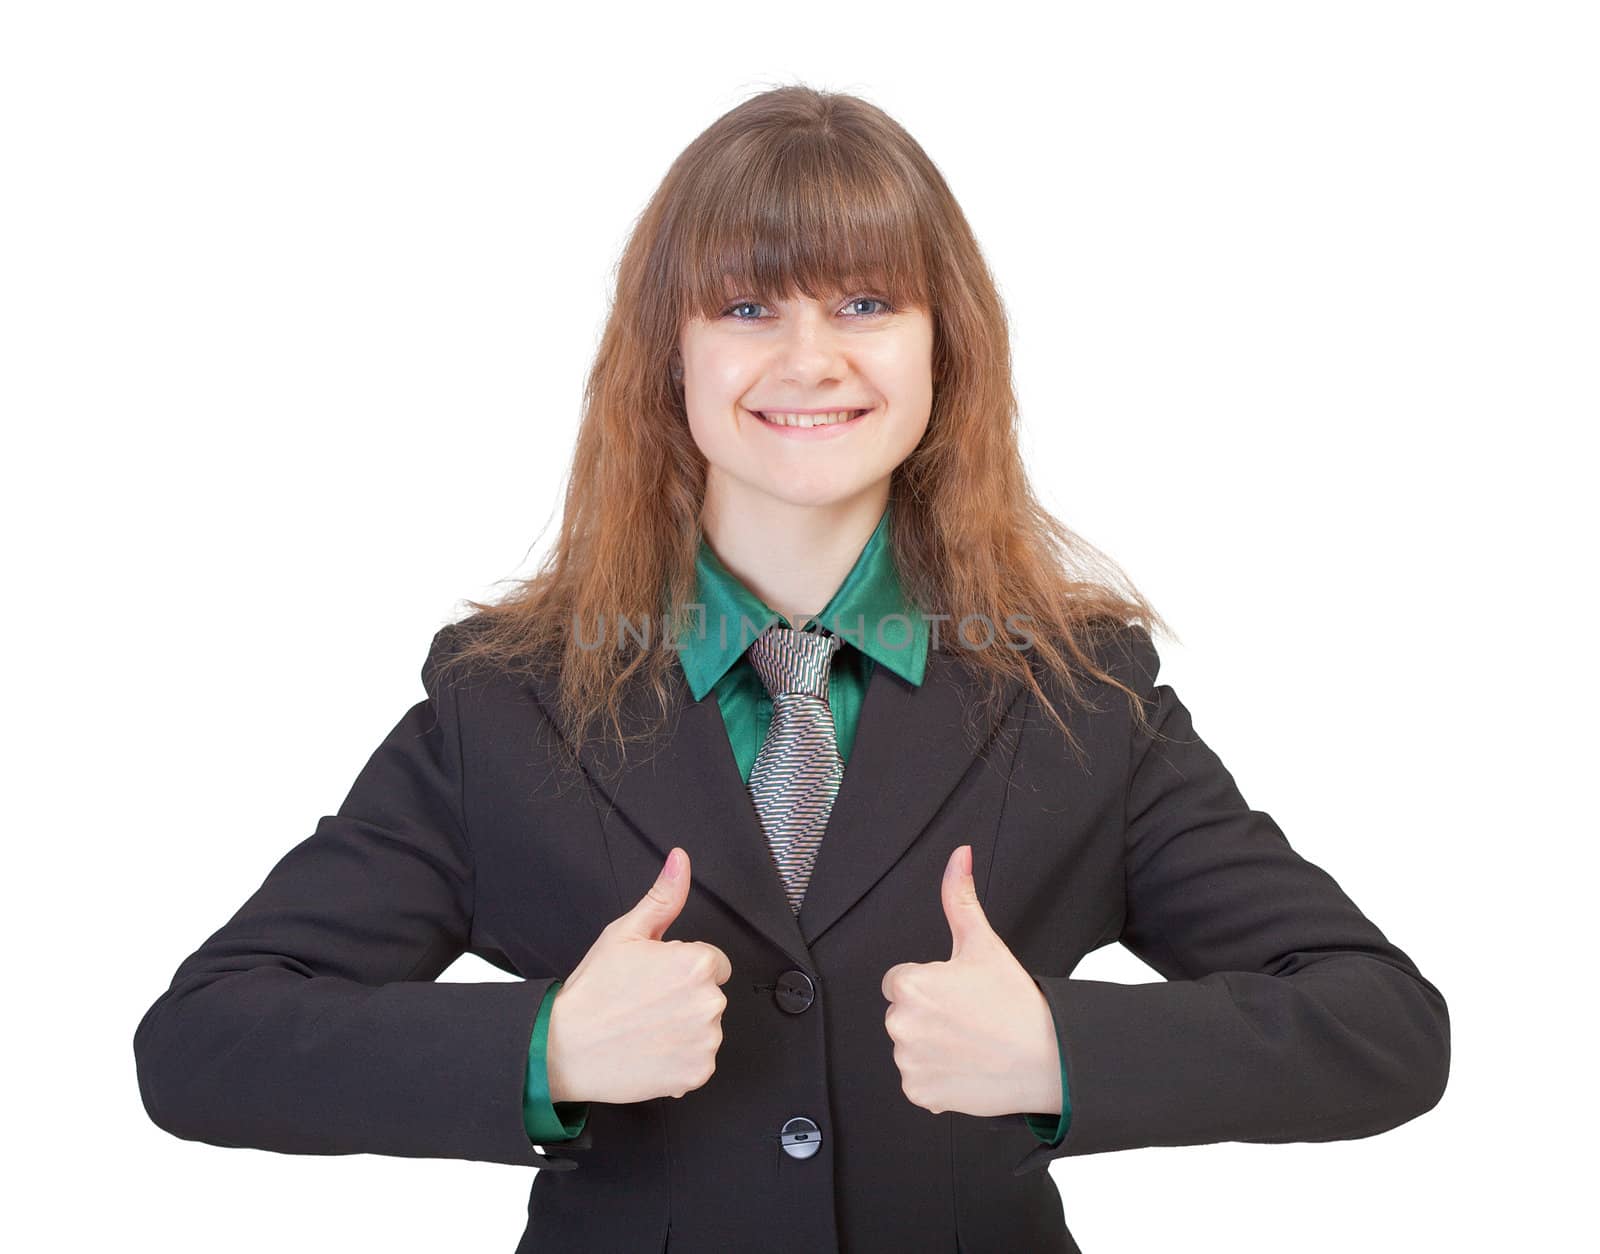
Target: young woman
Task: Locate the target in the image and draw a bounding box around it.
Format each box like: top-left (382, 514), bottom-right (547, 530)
top-left (134, 85), bottom-right (1450, 1253)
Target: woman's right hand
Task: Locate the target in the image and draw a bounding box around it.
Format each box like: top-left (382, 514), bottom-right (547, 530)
top-left (545, 847), bottom-right (731, 1106)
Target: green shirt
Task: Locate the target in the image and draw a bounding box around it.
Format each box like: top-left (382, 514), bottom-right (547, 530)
top-left (523, 504), bottom-right (1071, 1149)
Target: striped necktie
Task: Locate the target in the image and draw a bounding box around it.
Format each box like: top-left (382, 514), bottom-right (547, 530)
top-left (745, 622), bottom-right (846, 915)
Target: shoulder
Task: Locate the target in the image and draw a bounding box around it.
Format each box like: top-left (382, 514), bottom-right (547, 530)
top-left (420, 611), bottom-right (519, 697)
top-left (419, 611), bottom-right (570, 718)
top-left (1096, 620), bottom-right (1161, 692)
top-left (422, 612), bottom-right (485, 676)
top-left (1025, 616), bottom-right (1161, 701)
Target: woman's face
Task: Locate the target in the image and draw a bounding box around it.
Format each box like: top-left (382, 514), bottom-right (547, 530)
top-left (678, 282), bottom-right (935, 513)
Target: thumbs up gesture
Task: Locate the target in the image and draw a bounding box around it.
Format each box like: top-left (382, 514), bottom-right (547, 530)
top-left (880, 845), bottom-right (1063, 1119)
top-left (546, 847), bottom-right (731, 1107)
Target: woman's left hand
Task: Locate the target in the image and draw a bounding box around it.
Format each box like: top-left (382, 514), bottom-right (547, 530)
top-left (880, 844), bottom-right (1063, 1120)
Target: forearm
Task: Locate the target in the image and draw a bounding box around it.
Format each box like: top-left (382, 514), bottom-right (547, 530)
top-left (136, 965), bottom-right (558, 1167)
top-left (1021, 955), bottom-right (1448, 1163)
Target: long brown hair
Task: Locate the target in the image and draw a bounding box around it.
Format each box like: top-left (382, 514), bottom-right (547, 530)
top-left (442, 82), bottom-right (1173, 776)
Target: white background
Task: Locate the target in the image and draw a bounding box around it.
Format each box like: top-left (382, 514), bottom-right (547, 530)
top-left (5, 2), bottom-right (1594, 1250)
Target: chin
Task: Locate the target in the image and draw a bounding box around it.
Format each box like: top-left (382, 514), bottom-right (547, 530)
top-left (761, 477), bottom-right (884, 511)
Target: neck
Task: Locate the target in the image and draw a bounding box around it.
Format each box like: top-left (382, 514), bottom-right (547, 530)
top-left (699, 476), bottom-right (890, 630)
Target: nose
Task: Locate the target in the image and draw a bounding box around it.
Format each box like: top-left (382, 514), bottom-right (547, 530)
top-left (773, 306), bottom-right (852, 385)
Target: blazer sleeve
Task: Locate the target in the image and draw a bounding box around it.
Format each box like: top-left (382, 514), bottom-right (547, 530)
top-left (1010, 626), bottom-right (1450, 1176)
top-left (133, 624), bottom-right (577, 1170)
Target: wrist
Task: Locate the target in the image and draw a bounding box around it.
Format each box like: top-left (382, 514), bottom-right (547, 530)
top-left (545, 986), bottom-right (578, 1105)
top-left (1018, 982), bottom-right (1063, 1115)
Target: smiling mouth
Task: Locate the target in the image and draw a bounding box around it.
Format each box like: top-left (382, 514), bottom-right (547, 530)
top-left (752, 408), bottom-right (872, 428)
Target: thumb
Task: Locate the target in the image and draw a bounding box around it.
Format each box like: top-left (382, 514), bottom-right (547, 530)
top-left (616, 846), bottom-right (690, 942)
top-left (942, 844), bottom-right (997, 961)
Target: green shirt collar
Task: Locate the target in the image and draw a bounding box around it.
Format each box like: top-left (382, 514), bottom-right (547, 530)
top-left (676, 503), bottom-right (929, 700)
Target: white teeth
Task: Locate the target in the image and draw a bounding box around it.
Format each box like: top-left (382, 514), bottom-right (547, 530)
top-left (758, 409), bottom-right (864, 427)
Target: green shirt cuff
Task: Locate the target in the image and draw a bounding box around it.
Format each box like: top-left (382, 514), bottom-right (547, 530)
top-left (1022, 991), bottom-right (1072, 1146)
top-left (522, 978), bottom-right (590, 1143)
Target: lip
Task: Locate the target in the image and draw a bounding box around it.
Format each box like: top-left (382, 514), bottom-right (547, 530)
top-left (748, 407), bottom-right (873, 439)
top-left (754, 406), bottom-right (872, 415)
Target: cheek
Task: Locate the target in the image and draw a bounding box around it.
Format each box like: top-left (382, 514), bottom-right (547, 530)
top-left (686, 344), bottom-right (751, 397)
top-left (875, 343), bottom-right (935, 417)
top-left (684, 408), bottom-right (724, 455)
top-left (882, 400), bottom-right (933, 454)
top-left (891, 425), bottom-right (930, 469)
top-left (683, 402), bottom-right (754, 471)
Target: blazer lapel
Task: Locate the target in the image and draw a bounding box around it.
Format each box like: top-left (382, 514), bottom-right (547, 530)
top-left (796, 649), bottom-right (1026, 947)
top-left (527, 649), bottom-right (1025, 969)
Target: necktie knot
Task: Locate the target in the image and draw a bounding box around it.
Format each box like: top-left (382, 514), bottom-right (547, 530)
top-left (747, 623), bottom-right (841, 703)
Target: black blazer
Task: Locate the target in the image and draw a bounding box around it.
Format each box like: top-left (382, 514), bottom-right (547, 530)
top-left (133, 619), bottom-right (1450, 1253)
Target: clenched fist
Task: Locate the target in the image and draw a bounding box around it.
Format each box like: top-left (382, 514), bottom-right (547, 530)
top-left (546, 847), bottom-right (731, 1106)
top-left (881, 844), bottom-right (1063, 1119)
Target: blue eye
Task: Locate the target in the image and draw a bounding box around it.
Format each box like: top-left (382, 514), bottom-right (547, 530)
top-left (719, 295), bottom-right (896, 321)
top-left (845, 296), bottom-right (894, 317)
